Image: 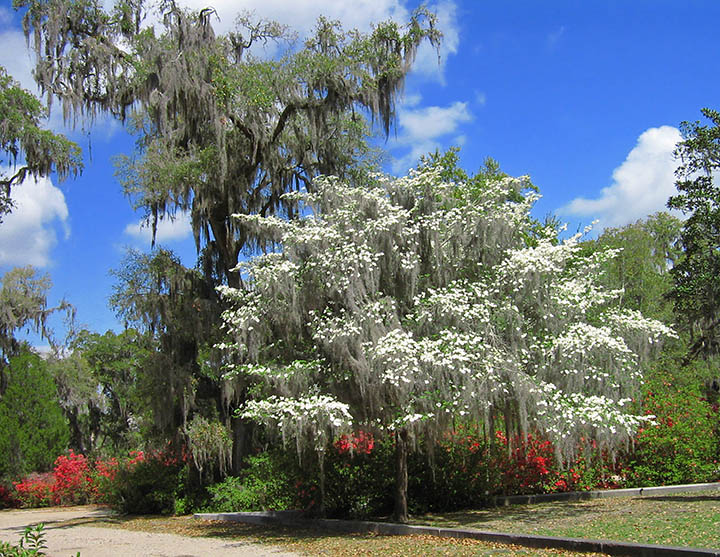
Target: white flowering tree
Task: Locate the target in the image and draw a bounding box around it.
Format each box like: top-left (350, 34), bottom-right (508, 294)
top-left (218, 153), bottom-right (674, 522)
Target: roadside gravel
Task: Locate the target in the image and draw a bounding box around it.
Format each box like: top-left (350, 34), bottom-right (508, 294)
top-left (0, 505), bottom-right (299, 557)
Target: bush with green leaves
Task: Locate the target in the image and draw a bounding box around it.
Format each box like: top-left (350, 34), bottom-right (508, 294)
top-left (102, 449), bottom-right (184, 515)
top-left (204, 451), bottom-right (300, 512)
top-left (626, 362), bottom-right (720, 486)
top-left (322, 433), bottom-right (395, 519)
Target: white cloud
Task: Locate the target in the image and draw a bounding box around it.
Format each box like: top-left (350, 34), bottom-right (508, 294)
top-left (410, 1), bottom-right (459, 82)
top-left (124, 211), bottom-right (193, 244)
top-left (174, 0), bottom-right (409, 36)
top-left (0, 29), bottom-right (37, 94)
top-left (560, 126), bottom-right (682, 229)
top-left (399, 101), bottom-right (472, 141)
top-left (390, 98), bottom-right (472, 173)
top-left (142, 0), bottom-right (457, 79)
top-left (0, 172), bottom-right (70, 267)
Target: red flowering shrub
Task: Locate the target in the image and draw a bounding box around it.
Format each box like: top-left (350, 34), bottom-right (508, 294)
top-left (14, 473), bottom-right (54, 508)
top-left (333, 431), bottom-right (375, 455)
top-left (52, 450), bottom-right (92, 505)
top-left (495, 431), bottom-right (555, 494)
top-left (89, 457), bottom-right (120, 503)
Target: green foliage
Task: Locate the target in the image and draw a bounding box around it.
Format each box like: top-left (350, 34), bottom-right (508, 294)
top-left (104, 451), bottom-right (184, 515)
top-left (588, 212), bottom-right (682, 323)
top-left (65, 328), bottom-right (150, 453)
top-left (626, 359), bottom-right (720, 486)
top-left (0, 350), bottom-right (69, 480)
top-left (0, 266), bottom-right (73, 367)
top-left (0, 65), bottom-right (82, 220)
top-left (184, 416), bottom-right (232, 483)
top-left (204, 451), bottom-right (299, 512)
top-left (668, 107), bottom-right (720, 358)
top-left (109, 249), bottom-right (222, 442)
top-left (0, 523), bottom-right (48, 556)
top-left (322, 436), bottom-right (394, 519)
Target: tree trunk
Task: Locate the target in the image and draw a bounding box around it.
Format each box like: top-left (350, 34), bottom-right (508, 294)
top-left (393, 428), bottom-right (409, 523)
top-left (230, 418), bottom-right (251, 475)
top-left (318, 450), bottom-right (326, 517)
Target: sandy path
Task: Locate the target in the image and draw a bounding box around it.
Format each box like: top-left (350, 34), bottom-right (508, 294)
top-left (0, 506), bottom-right (299, 556)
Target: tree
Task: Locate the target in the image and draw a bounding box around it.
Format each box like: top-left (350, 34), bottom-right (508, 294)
top-left (0, 65), bottom-right (81, 220)
top-left (52, 328), bottom-right (152, 454)
top-left (109, 249), bottom-right (223, 447)
top-left (0, 266), bottom-right (73, 372)
top-left (668, 108), bottom-right (720, 359)
top-left (586, 212), bottom-right (682, 323)
top-left (15, 0), bottom-right (440, 288)
top-left (0, 348), bottom-right (69, 479)
top-left (218, 154), bottom-right (674, 521)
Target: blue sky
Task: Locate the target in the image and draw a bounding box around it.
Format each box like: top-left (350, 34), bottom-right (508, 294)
top-left (1, 0), bottom-right (718, 342)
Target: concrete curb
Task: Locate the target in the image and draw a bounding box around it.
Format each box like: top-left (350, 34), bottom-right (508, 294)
top-left (488, 481), bottom-right (720, 506)
top-left (195, 482), bottom-right (720, 557)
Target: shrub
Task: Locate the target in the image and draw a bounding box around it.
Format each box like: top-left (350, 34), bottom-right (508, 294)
top-left (90, 457), bottom-right (120, 504)
top-left (205, 451), bottom-right (300, 513)
top-left (13, 474), bottom-right (54, 508)
top-left (51, 451), bottom-right (92, 505)
top-left (102, 449), bottom-right (184, 514)
top-left (0, 484), bottom-right (18, 509)
top-left (323, 432), bottom-right (394, 518)
top-left (626, 367), bottom-right (720, 486)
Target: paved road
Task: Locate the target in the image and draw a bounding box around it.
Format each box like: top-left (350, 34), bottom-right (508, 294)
top-left (0, 506), bottom-right (298, 557)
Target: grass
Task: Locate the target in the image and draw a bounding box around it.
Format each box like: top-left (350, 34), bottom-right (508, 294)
top-left (61, 488), bottom-right (719, 555)
top-left (411, 488), bottom-right (720, 549)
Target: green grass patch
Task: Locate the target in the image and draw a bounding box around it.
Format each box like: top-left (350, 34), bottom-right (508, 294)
top-left (411, 489), bottom-right (720, 549)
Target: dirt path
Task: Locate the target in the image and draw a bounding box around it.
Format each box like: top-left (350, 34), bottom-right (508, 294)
top-left (0, 506), bottom-right (299, 556)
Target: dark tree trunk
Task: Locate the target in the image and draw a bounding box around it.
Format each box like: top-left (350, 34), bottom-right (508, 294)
top-left (393, 428), bottom-right (409, 523)
top-left (230, 418), bottom-right (252, 474)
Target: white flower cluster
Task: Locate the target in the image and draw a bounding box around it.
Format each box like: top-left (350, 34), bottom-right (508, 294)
top-left (218, 161), bottom-right (674, 462)
top-left (242, 394), bottom-right (353, 451)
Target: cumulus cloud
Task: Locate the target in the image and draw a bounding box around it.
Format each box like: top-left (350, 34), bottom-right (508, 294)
top-left (0, 172), bottom-right (70, 267)
top-left (560, 126), bottom-right (683, 229)
top-left (390, 98), bottom-right (472, 173)
top-left (124, 211), bottom-right (193, 244)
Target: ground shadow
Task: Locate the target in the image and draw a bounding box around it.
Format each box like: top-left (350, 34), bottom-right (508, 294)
top-left (640, 494), bottom-right (720, 503)
top-left (411, 500), bottom-right (606, 529)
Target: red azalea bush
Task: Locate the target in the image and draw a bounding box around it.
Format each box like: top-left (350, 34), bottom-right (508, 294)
top-left (13, 473), bottom-right (54, 508)
top-left (7, 446), bottom-right (186, 512)
top-left (51, 450), bottom-right (93, 505)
